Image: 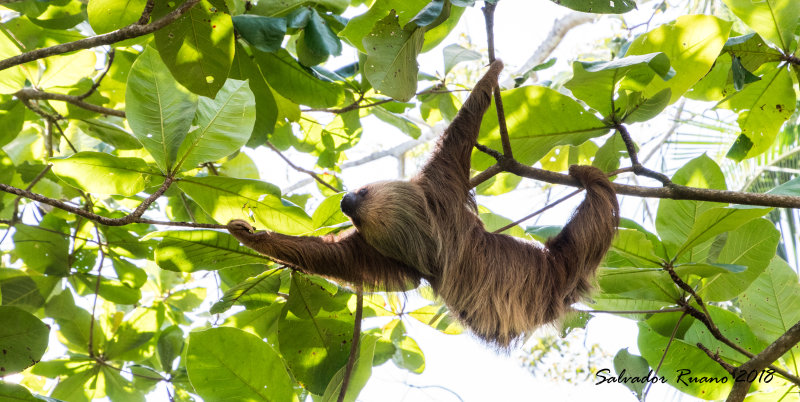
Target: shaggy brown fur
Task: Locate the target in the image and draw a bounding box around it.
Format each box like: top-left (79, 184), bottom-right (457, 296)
top-left (228, 60), bottom-right (619, 347)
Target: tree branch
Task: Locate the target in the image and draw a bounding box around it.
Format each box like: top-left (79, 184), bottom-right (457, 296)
top-left (727, 320), bottom-right (800, 402)
top-left (0, 0), bottom-right (200, 71)
top-left (265, 141), bottom-right (340, 192)
top-left (338, 285), bottom-right (364, 402)
top-left (16, 88), bottom-right (126, 117)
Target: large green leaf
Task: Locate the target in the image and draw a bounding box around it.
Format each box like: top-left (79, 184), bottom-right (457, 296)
top-left (596, 267), bottom-right (679, 302)
top-left (604, 229), bottom-right (663, 268)
top-left (51, 152), bottom-right (155, 196)
top-left (87, 0), bottom-right (146, 34)
top-left (174, 79), bottom-right (256, 172)
top-left (210, 269), bottom-right (282, 314)
top-left (472, 85), bottom-right (609, 169)
top-left (0, 306), bottom-right (49, 374)
top-left (0, 31), bottom-right (25, 94)
top-left (550, 0), bottom-right (636, 13)
top-left (230, 42), bottom-right (278, 142)
top-left (254, 48), bottom-right (346, 108)
top-left (362, 11), bottom-right (425, 102)
top-left (740, 258), bottom-right (800, 351)
top-left (151, 230), bottom-right (269, 272)
top-left (719, 67), bottom-right (795, 161)
top-left (153, 0), bottom-right (234, 97)
top-left (12, 218), bottom-right (69, 276)
top-left (655, 154), bottom-right (727, 257)
top-left (565, 52), bottom-right (672, 117)
top-left (178, 176), bottom-right (313, 235)
top-left (252, 0), bottom-right (349, 16)
top-left (232, 15), bottom-right (286, 53)
top-left (699, 219), bottom-right (779, 301)
top-left (126, 45), bottom-right (198, 173)
top-left (75, 119), bottom-right (142, 150)
top-left (625, 15), bottom-right (732, 104)
top-left (340, 0), bottom-right (464, 53)
top-left (321, 335), bottom-right (379, 402)
top-left (723, 33), bottom-right (783, 72)
top-left (279, 273), bottom-right (353, 395)
top-left (722, 0), bottom-right (800, 52)
top-left (73, 274), bottom-right (142, 305)
top-left (187, 327), bottom-right (298, 401)
top-left (638, 320), bottom-right (731, 399)
top-left (675, 206), bottom-right (770, 257)
top-left (45, 291), bottom-right (106, 355)
top-left (684, 306), bottom-right (765, 363)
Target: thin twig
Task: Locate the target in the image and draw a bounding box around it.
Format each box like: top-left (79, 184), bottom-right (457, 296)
top-left (494, 189), bottom-right (583, 234)
top-left (88, 227), bottom-right (106, 358)
top-left (11, 164), bottom-right (51, 222)
top-left (137, 0), bottom-right (156, 25)
top-left (615, 124), bottom-right (672, 185)
top-left (0, 0), bottom-right (200, 71)
top-left (697, 342), bottom-right (736, 374)
top-left (338, 284), bottom-right (364, 402)
top-left (481, 2), bottom-right (512, 158)
top-left (643, 312), bottom-right (687, 399)
top-left (265, 141), bottom-right (340, 192)
top-left (77, 49), bottom-right (115, 100)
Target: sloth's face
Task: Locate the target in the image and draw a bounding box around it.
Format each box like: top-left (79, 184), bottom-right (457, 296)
top-left (340, 181), bottom-right (436, 269)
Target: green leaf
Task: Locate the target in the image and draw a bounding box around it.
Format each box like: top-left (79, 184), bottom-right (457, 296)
top-left (231, 42), bottom-right (279, 141)
top-left (126, 45), bottom-right (198, 173)
top-left (311, 193), bottom-right (349, 229)
top-left (73, 274), bottom-right (142, 305)
top-left (721, 0), bottom-right (800, 51)
top-left (596, 267), bottom-right (678, 302)
top-left (51, 152), bottom-right (154, 196)
top-left (87, 0), bottom-right (147, 34)
top-left (174, 79), bottom-right (256, 172)
top-left (279, 273), bottom-right (353, 394)
top-left (210, 269), bottom-right (282, 313)
top-left (76, 119), bottom-right (142, 150)
top-left (675, 206), bottom-right (770, 257)
top-left (112, 258), bottom-right (147, 289)
top-left (723, 33), bottom-right (783, 72)
top-left (549, 0), bottom-right (636, 14)
top-left (45, 292), bottom-right (106, 355)
top-left (638, 320), bottom-right (731, 399)
top-left (232, 15), bottom-right (286, 53)
top-left (0, 382), bottom-right (38, 401)
top-left (730, 55), bottom-right (761, 91)
top-left (719, 67), bottom-right (795, 161)
top-left (472, 85), bottom-right (609, 169)
top-left (157, 325), bottom-right (184, 373)
top-left (38, 52), bottom-right (96, 89)
top-left (621, 89), bottom-right (672, 123)
top-left (565, 52), bottom-right (672, 117)
top-left (178, 176), bottom-right (313, 234)
top-left (13, 219), bottom-right (69, 276)
top-left (254, 48), bottom-right (346, 108)
top-left (154, 0), bottom-right (234, 97)
top-left (363, 11), bottom-right (425, 102)
top-left (251, 0), bottom-right (349, 16)
top-left (151, 230), bottom-right (269, 272)
top-left (613, 349), bottom-right (650, 400)
top-left (302, 9), bottom-right (342, 61)
top-left (408, 0), bottom-right (445, 27)
top-left (341, 0), bottom-right (463, 53)
top-left (0, 306), bottom-right (49, 374)
top-left (740, 258), bottom-right (800, 357)
top-left (0, 99), bottom-right (24, 147)
top-left (442, 43), bottom-right (481, 76)
top-left (321, 335), bottom-right (379, 402)
top-left (699, 219), bottom-right (779, 301)
top-left (187, 327), bottom-right (297, 402)
top-left (625, 15), bottom-right (732, 104)
top-left (408, 305), bottom-right (463, 334)
top-left (655, 154), bottom-right (727, 256)
top-left (605, 229), bottom-right (663, 268)
top-left (371, 106), bottom-right (422, 138)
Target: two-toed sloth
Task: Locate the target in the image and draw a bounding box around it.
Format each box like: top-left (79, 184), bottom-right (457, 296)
top-left (228, 60), bottom-right (619, 347)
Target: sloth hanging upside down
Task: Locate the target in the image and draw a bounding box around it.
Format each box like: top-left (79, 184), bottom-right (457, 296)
top-left (228, 60), bottom-right (619, 347)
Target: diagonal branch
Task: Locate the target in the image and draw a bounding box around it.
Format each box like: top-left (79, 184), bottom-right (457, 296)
top-left (0, 0), bottom-right (200, 71)
top-left (482, 1), bottom-right (512, 158)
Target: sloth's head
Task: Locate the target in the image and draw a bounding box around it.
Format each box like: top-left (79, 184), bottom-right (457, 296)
top-left (341, 181), bottom-right (438, 275)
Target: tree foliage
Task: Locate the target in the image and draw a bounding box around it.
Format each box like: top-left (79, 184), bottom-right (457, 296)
top-left (2, 0), bottom-right (800, 401)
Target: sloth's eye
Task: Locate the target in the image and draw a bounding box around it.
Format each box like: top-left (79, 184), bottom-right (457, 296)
top-left (357, 188), bottom-right (368, 197)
